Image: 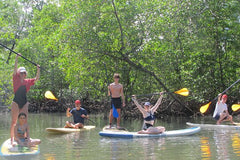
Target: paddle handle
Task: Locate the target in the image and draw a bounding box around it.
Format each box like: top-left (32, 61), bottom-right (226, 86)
top-left (0, 43), bottom-right (47, 72)
top-left (213, 79), bottom-right (240, 101)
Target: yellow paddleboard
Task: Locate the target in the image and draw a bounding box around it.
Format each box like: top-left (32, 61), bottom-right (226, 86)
top-left (46, 125), bottom-right (95, 134)
top-left (0, 139), bottom-right (39, 157)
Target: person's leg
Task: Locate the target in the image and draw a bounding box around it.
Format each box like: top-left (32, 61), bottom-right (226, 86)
top-left (217, 113), bottom-right (227, 125)
top-left (29, 138), bottom-right (41, 147)
top-left (75, 123), bottom-right (84, 129)
top-left (109, 109), bottom-right (113, 127)
top-left (20, 102), bottom-right (29, 123)
top-left (117, 108), bottom-right (121, 128)
top-left (65, 121), bottom-right (75, 128)
top-left (10, 102), bottom-right (19, 145)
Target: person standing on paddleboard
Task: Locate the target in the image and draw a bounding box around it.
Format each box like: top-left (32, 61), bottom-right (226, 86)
top-left (213, 94), bottom-right (234, 125)
top-left (108, 73), bottom-right (125, 128)
top-left (10, 54), bottom-right (40, 146)
top-left (132, 92), bottom-right (165, 134)
top-left (65, 100), bottom-right (89, 129)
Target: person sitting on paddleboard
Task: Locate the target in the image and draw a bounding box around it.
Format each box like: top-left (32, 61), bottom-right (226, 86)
top-left (65, 100), bottom-right (89, 129)
top-left (11, 54), bottom-right (40, 145)
top-left (14, 113), bottom-right (41, 147)
top-left (213, 94), bottom-right (234, 125)
top-left (132, 92), bottom-right (165, 134)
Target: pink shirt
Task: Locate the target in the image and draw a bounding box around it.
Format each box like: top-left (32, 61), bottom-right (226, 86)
top-left (13, 73), bottom-right (35, 93)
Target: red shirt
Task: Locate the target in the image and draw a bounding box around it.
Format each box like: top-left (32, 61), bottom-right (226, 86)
top-left (13, 73), bottom-right (35, 93)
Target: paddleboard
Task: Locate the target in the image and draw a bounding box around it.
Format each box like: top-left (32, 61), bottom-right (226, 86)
top-left (186, 122), bottom-right (240, 130)
top-left (46, 125), bottom-right (95, 133)
top-left (99, 127), bottom-right (200, 138)
top-left (102, 125), bottom-right (128, 132)
top-left (0, 139), bottom-right (39, 157)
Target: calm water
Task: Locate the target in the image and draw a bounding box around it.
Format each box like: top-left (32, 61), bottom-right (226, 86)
top-left (0, 112), bottom-right (240, 160)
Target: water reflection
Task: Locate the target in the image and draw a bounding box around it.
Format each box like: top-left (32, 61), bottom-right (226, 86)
top-left (200, 136), bottom-right (211, 159)
top-left (137, 138), bottom-right (165, 160)
top-left (213, 130), bottom-right (230, 160)
top-left (99, 137), bottom-right (165, 160)
top-left (231, 133), bottom-right (240, 157)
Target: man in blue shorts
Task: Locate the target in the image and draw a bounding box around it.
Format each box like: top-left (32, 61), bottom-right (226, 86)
top-left (65, 100), bottom-right (89, 129)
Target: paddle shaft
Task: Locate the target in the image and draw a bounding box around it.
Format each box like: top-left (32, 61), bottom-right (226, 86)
top-left (211, 79), bottom-right (240, 103)
top-left (0, 43), bottom-right (47, 72)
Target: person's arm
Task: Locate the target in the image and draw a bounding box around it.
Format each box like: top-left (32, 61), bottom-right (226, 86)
top-left (34, 65), bottom-right (40, 82)
top-left (25, 124), bottom-right (30, 139)
top-left (121, 84), bottom-right (125, 107)
top-left (132, 96), bottom-right (145, 114)
top-left (13, 54), bottom-right (21, 75)
top-left (81, 109), bottom-right (89, 119)
top-left (151, 92), bottom-right (164, 113)
top-left (108, 85), bottom-right (111, 96)
top-left (66, 108), bottom-right (72, 117)
top-left (217, 93), bottom-right (222, 104)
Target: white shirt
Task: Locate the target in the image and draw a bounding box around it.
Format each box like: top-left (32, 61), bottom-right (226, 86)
top-left (213, 101), bottom-right (227, 118)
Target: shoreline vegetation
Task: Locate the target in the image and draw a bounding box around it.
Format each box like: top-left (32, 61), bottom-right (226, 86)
top-left (0, 0), bottom-right (239, 116)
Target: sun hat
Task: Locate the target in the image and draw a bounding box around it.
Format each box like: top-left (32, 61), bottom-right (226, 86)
top-left (144, 102), bottom-right (151, 106)
top-left (19, 67), bottom-right (27, 73)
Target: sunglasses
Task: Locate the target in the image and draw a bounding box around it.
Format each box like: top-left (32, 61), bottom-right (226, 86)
top-left (20, 72), bottom-right (26, 75)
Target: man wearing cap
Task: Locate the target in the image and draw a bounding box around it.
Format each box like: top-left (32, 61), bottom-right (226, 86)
top-left (65, 100), bottom-right (89, 129)
top-left (10, 54), bottom-right (40, 145)
top-left (213, 93), bottom-right (234, 125)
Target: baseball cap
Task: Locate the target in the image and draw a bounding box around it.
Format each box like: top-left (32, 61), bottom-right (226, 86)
top-left (19, 67), bottom-right (27, 73)
top-left (144, 102), bottom-right (151, 106)
top-left (222, 94), bottom-right (227, 99)
top-left (75, 100), bottom-right (81, 104)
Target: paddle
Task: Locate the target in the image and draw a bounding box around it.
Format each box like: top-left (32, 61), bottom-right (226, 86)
top-left (200, 79), bottom-right (240, 114)
top-left (104, 63), bottom-right (119, 118)
top-left (44, 91), bottom-right (58, 101)
top-left (135, 88), bottom-right (189, 97)
top-left (44, 91), bottom-right (96, 123)
top-left (232, 104), bottom-right (240, 112)
top-left (0, 43), bottom-right (47, 72)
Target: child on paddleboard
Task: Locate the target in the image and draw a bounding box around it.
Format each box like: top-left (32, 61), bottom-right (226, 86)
top-left (14, 113), bottom-right (41, 147)
top-left (132, 92), bottom-right (165, 134)
top-left (65, 100), bottom-right (89, 129)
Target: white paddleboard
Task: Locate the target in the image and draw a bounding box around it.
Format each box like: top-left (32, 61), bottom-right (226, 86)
top-left (186, 122), bottom-right (240, 130)
top-left (0, 138), bottom-right (39, 157)
top-left (99, 127), bottom-right (201, 138)
top-left (46, 125), bottom-right (95, 133)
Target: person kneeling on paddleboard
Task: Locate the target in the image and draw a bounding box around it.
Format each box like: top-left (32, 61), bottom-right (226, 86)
top-left (213, 94), bottom-right (234, 125)
top-left (132, 92), bottom-right (165, 134)
top-left (14, 113), bottom-right (41, 147)
top-left (65, 100), bottom-right (89, 129)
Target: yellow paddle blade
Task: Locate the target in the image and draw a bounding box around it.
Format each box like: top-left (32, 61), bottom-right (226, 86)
top-left (200, 102), bottom-right (211, 113)
top-left (44, 91), bottom-right (58, 101)
top-left (232, 104), bottom-right (240, 112)
top-left (174, 88), bottom-right (189, 96)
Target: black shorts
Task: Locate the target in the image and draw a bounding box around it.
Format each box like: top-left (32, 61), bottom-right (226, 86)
top-left (111, 97), bottom-right (122, 109)
top-left (214, 114), bottom-right (228, 121)
top-left (142, 123), bottom-right (153, 130)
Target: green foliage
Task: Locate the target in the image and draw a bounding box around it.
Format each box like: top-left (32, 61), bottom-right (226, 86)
top-left (0, 0), bottom-right (239, 109)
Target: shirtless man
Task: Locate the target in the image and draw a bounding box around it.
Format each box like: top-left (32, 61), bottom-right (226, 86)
top-left (108, 73), bottom-right (125, 128)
